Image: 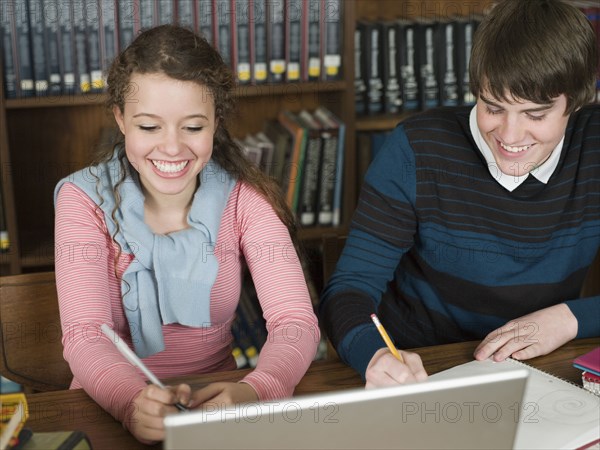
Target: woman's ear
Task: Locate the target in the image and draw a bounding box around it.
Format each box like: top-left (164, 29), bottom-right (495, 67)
top-left (113, 105), bottom-right (125, 134)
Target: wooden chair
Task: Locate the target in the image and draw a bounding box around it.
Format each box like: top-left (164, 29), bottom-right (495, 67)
top-left (0, 271), bottom-right (73, 391)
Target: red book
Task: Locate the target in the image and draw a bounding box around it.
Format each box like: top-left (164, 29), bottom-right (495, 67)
top-left (573, 347), bottom-right (600, 376)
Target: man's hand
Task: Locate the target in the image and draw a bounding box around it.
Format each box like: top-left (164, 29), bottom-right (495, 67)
top-left (365, 348), bottom-right (428, 389)
top-left (474, 303), bottom-right (578, 362)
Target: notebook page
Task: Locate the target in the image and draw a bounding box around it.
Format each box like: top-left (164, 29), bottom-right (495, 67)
top-left (428, 359), bottom-right (600, 450)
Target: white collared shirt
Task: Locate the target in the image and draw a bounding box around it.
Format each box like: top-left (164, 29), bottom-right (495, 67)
top-left (469, 105), bottom-right (564, 192)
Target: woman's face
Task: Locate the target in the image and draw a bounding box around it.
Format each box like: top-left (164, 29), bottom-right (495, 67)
top-left (113, 72), bottom-right (218, 203)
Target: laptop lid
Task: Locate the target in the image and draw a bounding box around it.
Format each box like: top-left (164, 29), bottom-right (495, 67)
top-left (164, 368), bottom-right (528, 450)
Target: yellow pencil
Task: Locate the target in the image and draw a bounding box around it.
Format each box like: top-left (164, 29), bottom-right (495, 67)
top-left (371, 314), bottom-right (404, 363)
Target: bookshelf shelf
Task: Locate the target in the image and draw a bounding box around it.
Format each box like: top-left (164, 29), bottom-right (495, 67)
top-left (355, 113), bottom-right (414, 132)
top-left (5, 81), bottom-right (350, 110)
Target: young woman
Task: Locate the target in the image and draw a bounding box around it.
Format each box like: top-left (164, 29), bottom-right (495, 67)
top-left (54, 25), bottom-right (319, 443)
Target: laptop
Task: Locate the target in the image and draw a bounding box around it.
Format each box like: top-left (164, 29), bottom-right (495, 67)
top-left (164, 367), bottom-right (528, 450)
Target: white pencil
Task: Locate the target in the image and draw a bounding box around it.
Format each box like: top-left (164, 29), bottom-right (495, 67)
top-left (100, 324), bottom-right (188, 411)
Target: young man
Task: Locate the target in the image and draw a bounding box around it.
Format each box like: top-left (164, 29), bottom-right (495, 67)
top-left (321, 0), bottom-right (599, 387)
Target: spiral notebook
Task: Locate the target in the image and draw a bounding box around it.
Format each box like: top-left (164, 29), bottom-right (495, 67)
top-left (428, 358), bottom-right (600, 450)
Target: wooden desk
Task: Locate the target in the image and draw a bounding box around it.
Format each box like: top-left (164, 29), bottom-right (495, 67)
top-left (25, 338), bottom-right (599, 450)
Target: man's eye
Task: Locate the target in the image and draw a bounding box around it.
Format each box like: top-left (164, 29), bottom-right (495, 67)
top-left (486, 106), bottom-right (503, 115)
top-left (527, 114), bottom-right (546, 121)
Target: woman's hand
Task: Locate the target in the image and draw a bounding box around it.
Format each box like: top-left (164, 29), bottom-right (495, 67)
top-left (128, 383), bottom-right (191, 444)
top-left (365, 348), bottom-right (428, 389)
top-left (474, 303), bottom-right (578, 362)
top-left (190, 382), bottom-right (259, 411)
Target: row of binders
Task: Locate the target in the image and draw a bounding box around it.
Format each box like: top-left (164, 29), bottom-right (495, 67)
top-left (237, 106), bottom-right (345, 228)
top-left (355, 15), bottom-right (483, 116)
top-left (1, 0), bottom-right (344, 99)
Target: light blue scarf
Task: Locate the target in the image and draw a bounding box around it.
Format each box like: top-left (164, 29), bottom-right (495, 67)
top-left (55, 150), bottom-right (236, 357)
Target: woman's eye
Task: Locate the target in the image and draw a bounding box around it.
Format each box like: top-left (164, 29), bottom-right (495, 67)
top-left (186, 126), bottom-right (203, 132)
top-left (139, 125), bottom-right (158, 131)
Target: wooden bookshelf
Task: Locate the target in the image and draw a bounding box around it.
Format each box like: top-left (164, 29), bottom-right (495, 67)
top-left (0, 0), bottom-right (496, 274)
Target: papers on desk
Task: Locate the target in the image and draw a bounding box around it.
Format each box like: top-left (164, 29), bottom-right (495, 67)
top-left (429, 358), bottom-right (600, 450)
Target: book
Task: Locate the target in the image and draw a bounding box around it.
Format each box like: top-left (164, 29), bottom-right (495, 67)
top-left (176, 0), bottom-right (196, 30)
top-left (353, 25), bottom-right (367, 115)
top-left (197, 0), bottom-right (213, 44)
top-left (312, 107), bottom-right (340, 227)
top-left (14, 0), bottom-right (35, 97)
top-left (139, 0), bottom-right (157, 29)
top-left (321, 108), bottom-right (346, 227)
top-left (117, 0), bottom-right (139, 51)
top-left (322, 0), bottom-right (342, 81)
top-left (42, 0), bottom-right (62, 96)
top-left (72, 0), bottom-right (91, 94)
top-left (58, 0), bottom-right (77, 94)
top-left (157, 0), bottom-right (175, 27)
top-left (436, 19), bottom-right (459, 107)
top-left (85, 0), bottom-right (104, 92)
top-left (214, 0), bottom-right (233, 67)
top-left (277, 110), bottom-right (307, 212)
top-left (234, 0), bottom-right (251, 84)
top-left (304, 0), bottom-right (321, 81)
top-left (380, 21), bottom-right (402, 114)
top-left (358, 20), bottom-right (383, 115)
top-left (1, 393), bottom-right (28, 450)
top-left (573, 347), bottom-right (600, 376)
top-left (295, 110), bottom-right (323, 227)
top-left (263, 119), bottom-right (293, 188)
top-left (247, 132), bottom-right (274, 176)
top-left (397, 18), bottom-right (419, 111)
top-left (99, 0), bottom-right (118, 88)
top-left (1, 0), bottom-right (18, 98)
top-left (454, 15), bottom-right (477, 105)
top-left (251, 0), bottom-right (267, 83)
top-left (266, 0), bottom-right (285, 82)
top-left (415, 18), bottom-right (439, 110)
top-left (28, 0), bottom-right (49, 96)
top-left (429, 358), bottom-right (600, 449)
top-left (285, 0), bottom-right (302, 82)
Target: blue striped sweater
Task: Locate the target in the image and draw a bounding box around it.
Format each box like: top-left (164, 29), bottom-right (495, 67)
top-left (321, 105), bottom-right (600, 377)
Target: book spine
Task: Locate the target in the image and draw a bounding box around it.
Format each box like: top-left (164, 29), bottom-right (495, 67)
top-left (438, 20), bottom-right (459, 107)
top-left (15, 0), bottom-right (34, 97)
top-left (266, 0), bottom-right (285, 82)
top-left (58, 0), bottom-right (76, 94)
top-left (417, 20), bottom-right (439, 110)
top-left (2, 1), bottom-right (19, 98)
top-left (398, 20), bottom-right (419, 111)
top-left (381, 22), bottom-right (401, 114)
top-left (252, 0), bottom-right (267, 83)
top-left (285, 0), bottom-right (302, 82)
top-left (314, 120), bottom-right (337, 226)
top-left (42, 0), bottom-right (62, 95)
top-left (27, 0), bottom-right (49, 96)
top-left (322, 0), bottom-right (341, 81)
top-left (85, 0), bottom-right (104, 92)
top-left (157, 0), bottom-right (174, 26)
top-left (234, 0), bottom-right (251, 83)
top-left (297, 111), bottom-right (322, 227)
top-left (306, 0), bottom-right (320, 81)
top-left (99, 0), bottom-right (118, 88)
top-left (176, 0), bottom-right (196, 30)
top-left (72, 0), bottom-right (90, 93)
top-left (456, 18), bottom-right (476, 105)
top-left (353, 25), bottom-right (366, 114)
top-left (117, 0), bottom-right (138, 50)
top-left (364, 22), bottom-right (383, 114)
top-left (139, 0), bottom-right (156, 29)
top-left (197, 0), bottom-right (213, 44)
top-left (214, 0), bottom-right (232, 67)
top-left (331, 114), bottom-right (345, 227)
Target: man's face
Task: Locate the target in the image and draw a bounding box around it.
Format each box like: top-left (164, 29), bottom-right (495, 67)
top-left (476, 91), bottom-right (570, 177)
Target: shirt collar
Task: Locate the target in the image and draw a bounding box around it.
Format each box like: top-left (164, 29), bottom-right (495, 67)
top-left (469, 105), bottom-right (563, 192)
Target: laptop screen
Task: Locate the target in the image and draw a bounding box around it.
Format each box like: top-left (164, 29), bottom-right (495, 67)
top-left (164, 368), bottom-right (528, 450)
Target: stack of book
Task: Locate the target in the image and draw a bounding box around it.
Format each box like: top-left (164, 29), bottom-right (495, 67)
top-left (354, 15), bottom-right (483, 116)
top-left (1, 0), bottom-right (344, 99)
top-left (573, 346), bottom-right (600, 396)
top-left (238, 106), bottom-right (346, 228)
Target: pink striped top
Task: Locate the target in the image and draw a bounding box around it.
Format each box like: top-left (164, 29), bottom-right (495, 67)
top-left (55, 180), bottom-right (319, 428)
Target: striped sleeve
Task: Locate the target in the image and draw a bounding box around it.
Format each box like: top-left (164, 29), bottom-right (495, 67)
top-left (55, 182), bottom-right (146, 428)
top-left (234, 183), bottom-right (319, 400)
top-left (320, 126), bottom-right (417, 375)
